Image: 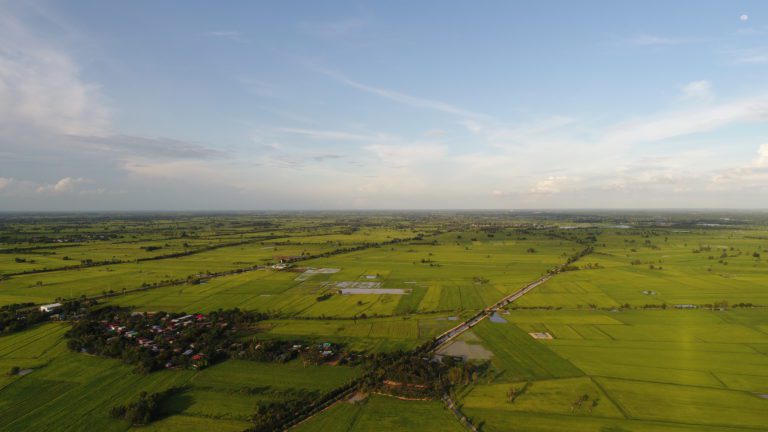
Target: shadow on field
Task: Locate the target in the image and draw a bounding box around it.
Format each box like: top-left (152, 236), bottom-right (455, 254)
top-left (159, 387), bottom-right (195, 417)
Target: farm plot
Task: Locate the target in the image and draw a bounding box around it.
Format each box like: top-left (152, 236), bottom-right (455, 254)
top-left (259, 314), bottom-right (457, 351)
top-left (470, 320), bottom-right (584, 381)
top-left (518, 228), bottom-right (768, 308)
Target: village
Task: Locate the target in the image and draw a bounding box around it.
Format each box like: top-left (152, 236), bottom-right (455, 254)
top-left (65, 307), bottom-right (342, 373)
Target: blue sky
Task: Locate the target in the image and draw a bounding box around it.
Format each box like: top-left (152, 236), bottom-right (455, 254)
top-left (1, 0), bottom-right (768, 210)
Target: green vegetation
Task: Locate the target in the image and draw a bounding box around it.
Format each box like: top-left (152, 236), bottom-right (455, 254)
top-left (1, 212), bottom-right (767, 431)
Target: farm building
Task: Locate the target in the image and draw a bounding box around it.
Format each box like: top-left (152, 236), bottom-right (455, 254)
top-left (39, 303), bottom-right (63, 313)
top-left (274, 255), bottom-right (302, 263)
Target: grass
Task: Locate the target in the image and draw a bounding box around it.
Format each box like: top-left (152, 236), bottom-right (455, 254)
top-left (295, 394), bottom-right (465, 432)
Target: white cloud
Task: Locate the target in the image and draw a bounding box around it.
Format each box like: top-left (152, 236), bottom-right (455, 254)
top-left (0, 14), bottom-right (109, 135)
top-left (35, 177), bottom-right (93, 194)
top-left (529, 176), bottom-right (570, 194)
top-left (603, 95), bottom-right (768, 145)
top-left (756, 143), bottom-right (768, 167)
top-left (681, 80), bottom-right (713, 101)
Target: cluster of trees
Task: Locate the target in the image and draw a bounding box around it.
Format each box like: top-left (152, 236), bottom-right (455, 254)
top-left (66, 307), bottom-right (268, 373)
top-left (571, 393), bottom-right (599, 413)
top-left (358, 351), bottom-right (488, 398)
top-left (109, 387), bottom-right (182, 425)
top-left (0, 300), bottom-right (89, 335)
top-left (231, 340), bottom-right (344, 366)
top-left (5, 257), bottom-right (123, 277)
top-left (549, 245), bottom-right (595, 275)
top-left (13, 257), bottom-right (35, 263)
top-left (248, 395), bottom-right (315, 432)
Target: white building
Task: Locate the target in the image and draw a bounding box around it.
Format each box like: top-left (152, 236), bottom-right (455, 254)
top-left (40, 303), bottom-right (63, 313)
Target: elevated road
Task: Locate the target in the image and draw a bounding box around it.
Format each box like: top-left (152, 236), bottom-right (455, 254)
top-left (428, 273), bottom-right (553, 351)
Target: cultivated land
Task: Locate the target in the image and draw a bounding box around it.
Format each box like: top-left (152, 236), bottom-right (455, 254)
top-left (1, 211), bottom-right (767, 431)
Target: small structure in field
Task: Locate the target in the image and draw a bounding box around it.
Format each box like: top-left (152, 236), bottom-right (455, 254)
top-left (528, 332), bottom-right (553, 340)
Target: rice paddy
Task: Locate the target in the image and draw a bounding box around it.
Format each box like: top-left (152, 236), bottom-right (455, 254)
top-left (2, 213), bottom-right (768, 431)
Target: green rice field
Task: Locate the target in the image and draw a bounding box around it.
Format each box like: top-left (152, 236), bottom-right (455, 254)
top-left (1, 212), bottom-right (767, 431)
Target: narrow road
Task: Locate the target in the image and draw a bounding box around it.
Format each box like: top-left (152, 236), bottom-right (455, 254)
top-left (429, 272), bottom-right (553, 351)
top-left (443, 394), bottom-right (479, 432)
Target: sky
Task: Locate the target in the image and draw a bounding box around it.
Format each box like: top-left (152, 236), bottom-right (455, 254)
top-left (1, 0), bottom-right (768, 211)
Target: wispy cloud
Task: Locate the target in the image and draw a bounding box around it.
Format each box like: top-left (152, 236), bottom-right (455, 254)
top-left (205, 30), bottom-right (247, 43)
top-left (276, 127), bottom-right (392, 142)
top-left (602, 95), bottom-right (768, 145)
top-left (680, 80), bottom-right (713, 101)
top-left (629, 34), bottom-right (705, 46)
top-left (461, 116), bottom-right (575, 148)
top-left (364, 143), bottom-right (445, 168)
top-left (732, 47), bottom-right (768, 64)
top-left (0, 176), bottom-right (104, 196)
top-left (75, 135), bottom-right (226, 159)
top-left (315, 67), bottom-right (490, 120)
top-left (300, 19), bottom-right (364, 36)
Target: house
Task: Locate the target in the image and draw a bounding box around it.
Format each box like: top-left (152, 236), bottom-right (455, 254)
top-left (40, 303), bottom-right (63, 313)
top-left (274, 255), bottom-right (301, 263)
top-left (191, 353), bottom-right (209, 370)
